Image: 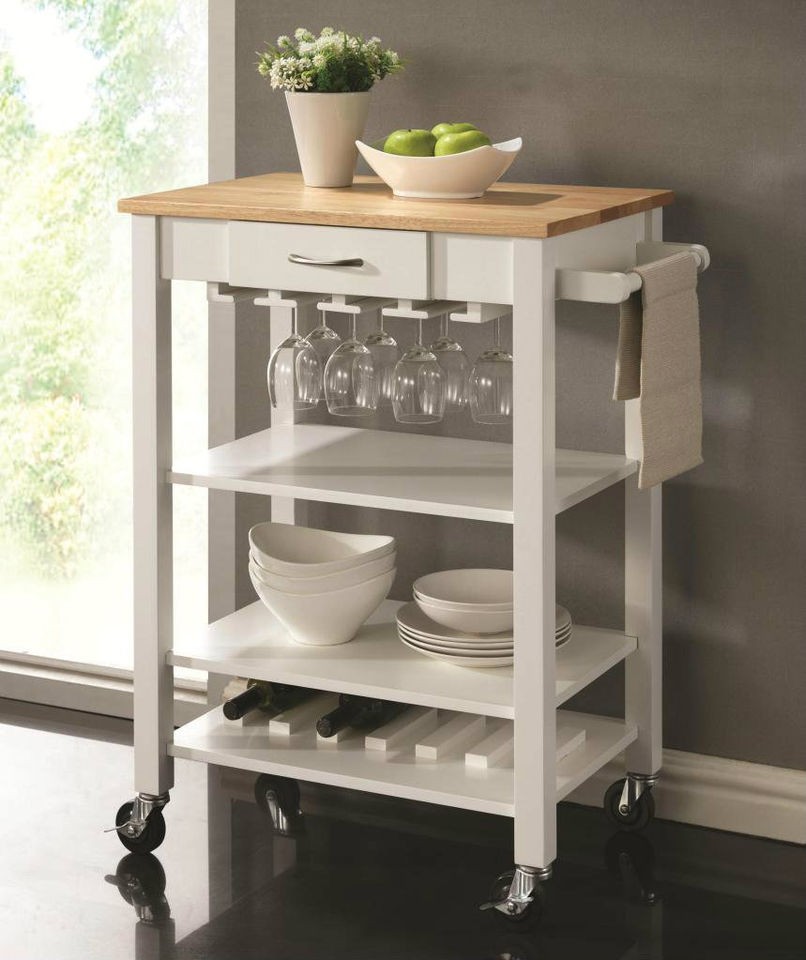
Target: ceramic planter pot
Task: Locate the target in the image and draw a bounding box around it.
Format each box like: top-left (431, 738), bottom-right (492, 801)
top-left (285, 91), bottom-right (371, 187)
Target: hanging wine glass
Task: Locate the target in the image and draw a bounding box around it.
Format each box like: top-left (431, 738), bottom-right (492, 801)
top-left (323, 313), bottom-right (379, 417)
top-left (469, 316), bottom-right (513, 425)
top-left (391, 320), bottom-right (445, 424)
top-left (267, 306), bottom-right (322, 411)
top-left (362, 309), bottom-right (400, 405)
top-left (304, 307), bottom-right (342, 370)
top-left (430, 312), bottom-right (469, 410)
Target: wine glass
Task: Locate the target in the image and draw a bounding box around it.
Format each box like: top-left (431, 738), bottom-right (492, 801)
top-left (430, 313), bottom-right (469, 410)
top-left (362, 310), bottom-right (400, 405)
top-left (305, 307), bottom-right (342, 370)
top-left (391, 320), bottom-right (445, 424)
top-left (323, 313), bottom-right (379, 417)
top-left (469, 317), bottom-right (513, 425)
top-left (267, 306), bottom-right (322, 411)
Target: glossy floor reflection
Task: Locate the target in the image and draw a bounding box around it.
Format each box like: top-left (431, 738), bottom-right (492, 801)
top-left (1, 699), bottom-right (805, 960)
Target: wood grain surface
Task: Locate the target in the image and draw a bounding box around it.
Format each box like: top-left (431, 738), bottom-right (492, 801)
top-left (119, 172), bottom-right (673, 237)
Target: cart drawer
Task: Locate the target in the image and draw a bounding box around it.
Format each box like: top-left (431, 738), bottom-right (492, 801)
top-left (229, 222), bottom-right (429, 298)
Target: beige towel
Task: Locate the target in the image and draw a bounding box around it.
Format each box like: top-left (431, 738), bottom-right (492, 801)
top-left (613, 251), bottom-right (703, 489)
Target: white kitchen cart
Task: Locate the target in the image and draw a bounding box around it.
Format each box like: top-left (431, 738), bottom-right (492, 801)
top-left (115, 173), bottom-right (708, 923)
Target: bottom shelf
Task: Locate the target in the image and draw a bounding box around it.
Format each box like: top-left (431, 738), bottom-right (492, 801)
top-left (170, 705), bottom-right (636, 817)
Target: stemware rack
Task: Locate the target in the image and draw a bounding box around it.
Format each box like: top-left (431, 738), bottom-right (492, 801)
top-left (118, 173), bottom-right (708, 923)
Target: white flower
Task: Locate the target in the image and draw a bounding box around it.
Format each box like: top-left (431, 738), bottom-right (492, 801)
top-left (320, 26), bottom-right (335, 36)
top-left (298, 56), bottom-right (312, 68)
top-left (298, 40), bottom-right (314, 54)
top-left (294, 27), bottom-right (309, 40)
top-left (312, 53), bottom-right (327, 69)
top-left (276, 35), bottom-right (291, 47)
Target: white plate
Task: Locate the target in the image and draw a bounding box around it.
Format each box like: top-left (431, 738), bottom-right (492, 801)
top-left (398, 627), bottom-right (513, 655)
top-left (398, 628), bottom-right (514, 651)
top-left (398, 633), bottom-right (513, 668)
top-left (397, 602), bottom-right (513, 642)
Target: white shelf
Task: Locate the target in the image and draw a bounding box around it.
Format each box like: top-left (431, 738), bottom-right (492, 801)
top-left (168, 599), bottom-right (637, 719)
top-left (168, 425), bottom-right (637, 523)
top-left (169, 705), bottom-right (635, 817)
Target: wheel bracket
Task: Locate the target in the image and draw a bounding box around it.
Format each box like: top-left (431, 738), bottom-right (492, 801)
top-left (480, 864), bottom-right (552, 917)
top-left (111, 792), bottom-right (170, 839)
top-left (618, 772), bottom-right (659, 816)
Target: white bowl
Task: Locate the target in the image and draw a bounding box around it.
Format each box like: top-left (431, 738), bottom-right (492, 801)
top-left (248, 551), bottom-right (395, 595)
top-left (248, 522), bottom-right (395, 578)
top-left (413, 569), bottom-right (513, 608)
top-left (355, 137), bottom-right (522, 200)
top-left (414, 595), bottom-right (514, 635)
top-left (249, 565), bottom-right (396, 646)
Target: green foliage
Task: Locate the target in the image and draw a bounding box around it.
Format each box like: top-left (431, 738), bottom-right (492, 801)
top-left (257, 27), bottom-right (402, 93)
top-left (0, 0), bottom-right (205, 576)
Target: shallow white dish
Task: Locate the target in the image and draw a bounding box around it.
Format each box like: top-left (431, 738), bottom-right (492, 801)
top-left (398, 633), bottom-right (513, 668)
top-left (413, 568), bottom-right (513, 608)
top-left (249, 522), bottom-right (395, 578)
top-left (397, 602), bottom-right (513, 643)
top-left (414, 596), bottom-right (513, 635)
top-left (397, 626), bottom-right (514, 650)
top-left (249, 551), bottom-right (395, 595)
top-left (355, 137), bottom-right (522, 200)
top-left (250, 565), bottom-right (395, 646)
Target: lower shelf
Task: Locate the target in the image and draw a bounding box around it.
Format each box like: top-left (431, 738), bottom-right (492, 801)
top-left (170, 705), bottom-right (637, 817)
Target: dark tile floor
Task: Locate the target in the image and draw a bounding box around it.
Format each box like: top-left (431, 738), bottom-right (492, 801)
top-left (1, 698), bottom-right (804, 960)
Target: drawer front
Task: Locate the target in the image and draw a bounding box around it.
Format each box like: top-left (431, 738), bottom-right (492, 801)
top-left (229, 222), bottom-right (429, 298)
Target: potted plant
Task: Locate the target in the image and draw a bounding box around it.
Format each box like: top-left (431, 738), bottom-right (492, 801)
top-left (258, 27), bottom-right (403, 188)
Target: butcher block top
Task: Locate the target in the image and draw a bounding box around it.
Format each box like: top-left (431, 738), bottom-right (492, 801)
top-left (119, 172), bottom-right (673, 239)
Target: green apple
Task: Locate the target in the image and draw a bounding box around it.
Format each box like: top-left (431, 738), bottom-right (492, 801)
top-left (383, 129), bottom-right (437, 156)
top-left (434, 129), bottom-right (492, 156)
top-left (431, 121), bottom-right (478, 139)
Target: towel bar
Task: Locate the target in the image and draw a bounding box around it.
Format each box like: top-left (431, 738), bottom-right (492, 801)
top-left (556, 242), bottom-right (710, 304)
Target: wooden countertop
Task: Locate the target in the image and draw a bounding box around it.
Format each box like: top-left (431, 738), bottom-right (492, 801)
top-left (119, 172), bottom-right (673, 238)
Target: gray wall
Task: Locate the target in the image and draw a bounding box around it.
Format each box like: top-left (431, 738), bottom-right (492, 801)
top-left (230, 0), bottom-right (806, 770)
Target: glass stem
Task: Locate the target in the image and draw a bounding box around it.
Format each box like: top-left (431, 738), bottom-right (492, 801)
top-left (292, 306), bottom-right (298, 336)
top-left (492, 317), bottom-right (501, 349)
top-left (417, 318), bottom-right (423, 348)
top-left (350, 314), bottom-right (357, 342)
top-left (441, 314), bottom-right (449, 338)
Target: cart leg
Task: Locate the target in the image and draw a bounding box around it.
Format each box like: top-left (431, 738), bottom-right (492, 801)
top-left (623, 208), bottom-right (664, 784)
top-left (512, 237), bottom-right (558, 875)
top-left (127, 214), bottom-right (175, 834)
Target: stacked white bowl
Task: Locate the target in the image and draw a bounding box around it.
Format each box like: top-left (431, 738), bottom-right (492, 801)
top-left (414, 569), bottom-right (514, 635)
top-left (248, 522), bottom-right (396, 646)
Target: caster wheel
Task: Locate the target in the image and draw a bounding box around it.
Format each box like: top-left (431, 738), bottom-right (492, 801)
top-left (487, 870), bottom-right (544, 929)
top-left (254, 775), bottom-right (303, 837)
top-left (115, 801), bottom-right (166, 854)
top-left (604, 779), bottom-right (655, 831)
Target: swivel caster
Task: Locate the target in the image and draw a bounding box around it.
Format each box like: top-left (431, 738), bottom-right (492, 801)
top-left (254, 774), bottom-right (304, 838)
top-left (112, 793), bottom-right (169, 854)
top-left (604, 774), bottom-right (657, 831)
top-left (480, 864), bottom-right (551, 929)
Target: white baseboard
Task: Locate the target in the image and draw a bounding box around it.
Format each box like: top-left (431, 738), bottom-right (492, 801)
top-left (568, 747), bottom-right (806, 844)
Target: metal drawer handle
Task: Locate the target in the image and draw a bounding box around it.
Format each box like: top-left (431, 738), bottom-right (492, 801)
top-left (288, 253), bottom-right (364, 267)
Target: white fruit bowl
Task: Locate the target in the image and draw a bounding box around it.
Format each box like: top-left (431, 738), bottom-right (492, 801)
top-left (355, 137), bottom-right (522, 199)
top-left (249, 565), bottom-right (396, 646)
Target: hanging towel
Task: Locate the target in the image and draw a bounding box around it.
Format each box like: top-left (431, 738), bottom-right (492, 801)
top-left (613, 251), bottom-right (703, 489)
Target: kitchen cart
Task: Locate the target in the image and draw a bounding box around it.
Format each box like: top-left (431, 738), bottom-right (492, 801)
top-left (115, 173), bottom-right (708, 922)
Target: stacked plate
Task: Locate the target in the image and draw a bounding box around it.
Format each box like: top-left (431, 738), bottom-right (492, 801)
top-left (396, 568), bottom-right (573, 668)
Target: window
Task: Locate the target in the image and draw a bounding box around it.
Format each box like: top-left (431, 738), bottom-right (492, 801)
top-left (0, 1), bottom-right (208, 671)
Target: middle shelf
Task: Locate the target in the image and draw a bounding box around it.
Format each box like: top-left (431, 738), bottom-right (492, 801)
top-left (169, 424), bottom-right (637, 523)
top-left (169, 599), bottom-right (637, 719)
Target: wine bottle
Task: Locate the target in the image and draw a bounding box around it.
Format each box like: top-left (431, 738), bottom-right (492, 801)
top-left (222, 680), bottom-right (315, 721)
top-left (316, 695), bottom-right (407, 738)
